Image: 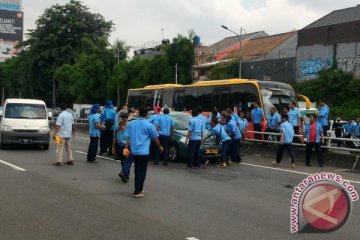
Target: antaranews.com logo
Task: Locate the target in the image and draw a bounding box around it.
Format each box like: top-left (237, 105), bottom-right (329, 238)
top-left (290, 172), bottom-right (359, 233)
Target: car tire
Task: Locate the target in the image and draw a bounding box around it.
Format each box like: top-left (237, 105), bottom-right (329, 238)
top-left (43, 143), bottom-right (49, 150)
top-left (168, 144), bottom-right (180, 162)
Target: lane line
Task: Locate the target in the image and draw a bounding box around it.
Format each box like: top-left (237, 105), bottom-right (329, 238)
top-left (241, 162), bottom-right (360, 185)
top-left (75, 151), bottom-right (120, 162)
top-left (0, 159), bottom-right (26, 172)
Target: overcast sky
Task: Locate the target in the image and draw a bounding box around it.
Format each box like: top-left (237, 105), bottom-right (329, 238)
top-left (22, 0), bottom-right (360, 47)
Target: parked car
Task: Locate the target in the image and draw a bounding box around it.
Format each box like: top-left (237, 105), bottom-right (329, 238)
top-left (165, 111), bottom-right (222, 162)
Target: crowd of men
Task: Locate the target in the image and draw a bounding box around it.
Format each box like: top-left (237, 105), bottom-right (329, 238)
top-left (52, 98), bottom-right (360, 198)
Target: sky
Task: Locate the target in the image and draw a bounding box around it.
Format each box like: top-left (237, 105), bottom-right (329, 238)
top-left (21, 0), bottom-right (360, 48)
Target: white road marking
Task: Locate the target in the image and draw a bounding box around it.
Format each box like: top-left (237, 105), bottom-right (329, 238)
top-left (74, 136), bottom-right (89, 140)
top-left (0, 159), bottom-right (26, 171)
top-left (186, 237), bottom-right (200, 240)
top-left (241, 162), bottom-right (360, 185)
top-left (75, 151), bottom-right (120, 162)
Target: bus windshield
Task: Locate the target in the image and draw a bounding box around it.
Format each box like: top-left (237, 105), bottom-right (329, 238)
top-left (261, 88), bottom-right (295, 115)
top-left (5, 103), bottom-right (47, 119)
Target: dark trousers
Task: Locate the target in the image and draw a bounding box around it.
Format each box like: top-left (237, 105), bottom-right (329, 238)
top-left (306, 142), bottom-right (324, 166)
top-left (293, 126), bottom-right (299, 143)
top-left (133, 155), bottom-right (149, 195)
top-left (221, 140), bottom-right (231, 162)
top-left (322, 125), bottom-right (329, 136)
top-left (230, 138), bottom-right (241, 162)
top-left (253, 123), bottom-right (262, 140)
top-left (116, 144), bottom-right (133, 177)
top-left (154, 135), bottom-right (170, 164)
top-left (87, 137), bottom-right (99, 161)
top-left (100, 129), bottom-right (113, 154)
top-left (266, 128), bottom-right (279, 141)
top-left (276, 143), bottom-right (295, 164)
top-left (187, 140), bottom-right (201, 168)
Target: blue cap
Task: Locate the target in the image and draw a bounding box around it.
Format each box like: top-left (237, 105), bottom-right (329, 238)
top-left (105, 100), bottom-right (113, 107)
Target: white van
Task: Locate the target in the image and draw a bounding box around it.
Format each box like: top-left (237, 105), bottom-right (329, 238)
top-left (0, 98), bottom-right (50, 150)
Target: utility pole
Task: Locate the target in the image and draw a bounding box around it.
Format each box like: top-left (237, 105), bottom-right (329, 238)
top-left (117, 49), bottom-right (120, 107)
top-left (175, 63), bottom-right (178, 84)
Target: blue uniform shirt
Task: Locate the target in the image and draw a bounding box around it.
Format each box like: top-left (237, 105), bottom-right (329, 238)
top-left (88, 113), bottom-right (101, 137)
top-left (238, 118), bottom-right (248, 133)
top-left (226, 121), bottom-right (242, 140)
top-left (114, 128), bottom-right (128, 146)
top-left (211, 124), bottom-right (231, 142)
top-left (197, 114), bottom-right (207, 138)
top-left (206, 112), bottom-right (221, 130)
top-left (148, 114), bottom-right (159, 127)
top-left (252, 107), bottom-right (264, 124)
top-left (355, 124), bottom-right (360, 137)
top-left (188, 116), bottom-right (203, 141)
top-left (232, 113), bottom-right (240, 124)
top-left (317, 105), bottom-right (329, 126)
top-left (304, 122), bottom-right (323, 143)
top-left (157, 114), bottom-right (175, 136)
top-left (288, 108), bottom-right (301, 127)
top-left (101, 108), bottom-right (117, 130)
top-left (280, 121), bottom-right (294, 144)
top-left (126, 118), bottom-right (159, 155)
top-left (267, 112), bottom-right (281, 129)
top-left (344, 123), bottom-right (355, 135)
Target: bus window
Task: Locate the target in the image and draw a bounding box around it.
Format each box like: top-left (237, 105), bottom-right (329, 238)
top-left (173, 90), bottom-right (185, 111)
top-left (229, 83), bottom-right (259, 121)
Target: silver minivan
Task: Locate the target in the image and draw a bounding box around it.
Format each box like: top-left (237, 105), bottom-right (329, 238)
top-left (0, 98), bottom-right (50, 150)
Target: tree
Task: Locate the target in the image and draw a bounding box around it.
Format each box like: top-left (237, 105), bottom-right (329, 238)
top-left (12, 0), bottom-right (114, 106)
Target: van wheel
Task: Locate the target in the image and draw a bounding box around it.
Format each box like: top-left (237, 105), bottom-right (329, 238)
top-left (43, 143), bottom-right (49, 150)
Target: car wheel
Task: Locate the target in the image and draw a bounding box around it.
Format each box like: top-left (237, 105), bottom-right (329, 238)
top-left (168, 144), bottom-right (180, 162)
top-left (43, 143), bottom-right (49, 150)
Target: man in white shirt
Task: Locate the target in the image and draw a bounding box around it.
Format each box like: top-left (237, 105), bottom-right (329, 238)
top-left (53, 104), bottom-right (75, 166)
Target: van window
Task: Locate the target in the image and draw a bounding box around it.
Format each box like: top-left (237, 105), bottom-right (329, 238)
top-left (5, 103), bottom-right (47, 119)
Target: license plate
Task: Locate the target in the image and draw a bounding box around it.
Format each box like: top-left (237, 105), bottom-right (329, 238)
top-left (205, 149), bottom-right (218, 154)
top-left (20, 139), bottom-right (32, 144)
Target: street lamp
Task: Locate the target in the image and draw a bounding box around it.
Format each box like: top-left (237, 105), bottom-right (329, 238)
top-left (221, 25), bottom-right (246, 78)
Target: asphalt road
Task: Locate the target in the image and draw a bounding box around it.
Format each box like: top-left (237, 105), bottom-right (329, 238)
top-left (1, 133), bottom-right (360, 240)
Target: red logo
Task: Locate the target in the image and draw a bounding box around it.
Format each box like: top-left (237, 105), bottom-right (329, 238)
top-left (301, 183), bottom-right (351, 232)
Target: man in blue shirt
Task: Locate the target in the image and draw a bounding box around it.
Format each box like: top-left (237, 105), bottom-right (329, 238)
top-left (100, 100), bottom-right (117, 156)
top-left (124, 107), bottom-right (163, 198)
top-left (87, 104), bottom-right (105, 163)
top-left (251, 101), bottom-right (264, 140)
top-left (185, 108), bottom-right (203, 169)
top-left (288, 101), bottom-right (302, 143)
top-left (205, 117), bottom-right (231, 168)
top-left (154, 108), bottom-right (174, 166)
top-left (225, 114), bottom-right (242, 163)
top-left (53, 104), bottom-right (75, 166)
top-left (316, 100), bottom-right (330, 135)
top-left (343, 119), bottom-right (355, 138)
top-left (206, 107), bottom-right (221, 130)
top-left (302, 114), bottom-right (325, 167)
top-left (355, 117), bottom-right (360, 138)
top-left (266, 107), bottom-right (281, 141)
top-left (238, 111), bottom-right (248, 140)
top-left (273, 115), bottom-right (296, 168)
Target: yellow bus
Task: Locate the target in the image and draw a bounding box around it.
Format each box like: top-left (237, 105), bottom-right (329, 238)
top-left (127, 78), bottom-right (302, 118)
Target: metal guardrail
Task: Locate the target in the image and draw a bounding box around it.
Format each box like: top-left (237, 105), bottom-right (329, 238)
top-left (50, 117), bottom-right (89, 126)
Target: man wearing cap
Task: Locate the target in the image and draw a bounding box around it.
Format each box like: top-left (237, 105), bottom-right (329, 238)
top-left (100, 100), bottom-right (117, 155)
top-left (87, 104), bottom-right (105, 162)
top-left (317, 100), bottom-right (330, 136)
top-left (154, 108), bottom-right (174, 166)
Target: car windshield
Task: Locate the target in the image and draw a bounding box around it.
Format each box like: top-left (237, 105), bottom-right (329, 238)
top-left (172, 114), bottom-right (191, 130)
top-left (5, 103), bottom-right (47, 119)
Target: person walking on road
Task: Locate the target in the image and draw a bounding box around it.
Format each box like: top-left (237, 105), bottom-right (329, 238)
top-left (53, 104), bottom-right (75, 166)
top-left (316, 100), bottom-right (330, 135)
top-left (154, 108), bottom-right (174, 166)
top-left (123, 107), bottom-right (163, 198)
top-left (100, 100), bottom-right (117, 156)
top-left (302, 114), bottom-right (325, 167)
top-left (112, 111), bottom-right (133, 183)
top-left (87, 104), bottom-right (104, 163)
top-left (185, 108), bottom-right (203, 169)
top-left (251, 101), bottom-right (264, 140)
top-left (273, 115), bottom-right (296, 168)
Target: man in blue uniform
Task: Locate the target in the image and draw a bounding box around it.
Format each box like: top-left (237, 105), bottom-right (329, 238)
top-left (288, 101), bottom-right (302, 143)
top-left (124, 107), bottom-right (163, 198)
top-left (266, 107), bottom-right (281, 141)
top-left (154, 108), bottom-right (174, 166)
top-left (87, 104), bottom-right (104, 163)
top-left (317, 100), bottom-right (330, 135)
top-left (100, 100), bottom-right (117, 155)
top-left (273, 115), bottom-right (296, 168)
top-left (251, 101), bottom-right (264, 140)
top-left (185, 108), bottom-right (203, 169)
top-left (225, 114), bottom-right (242, 163)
